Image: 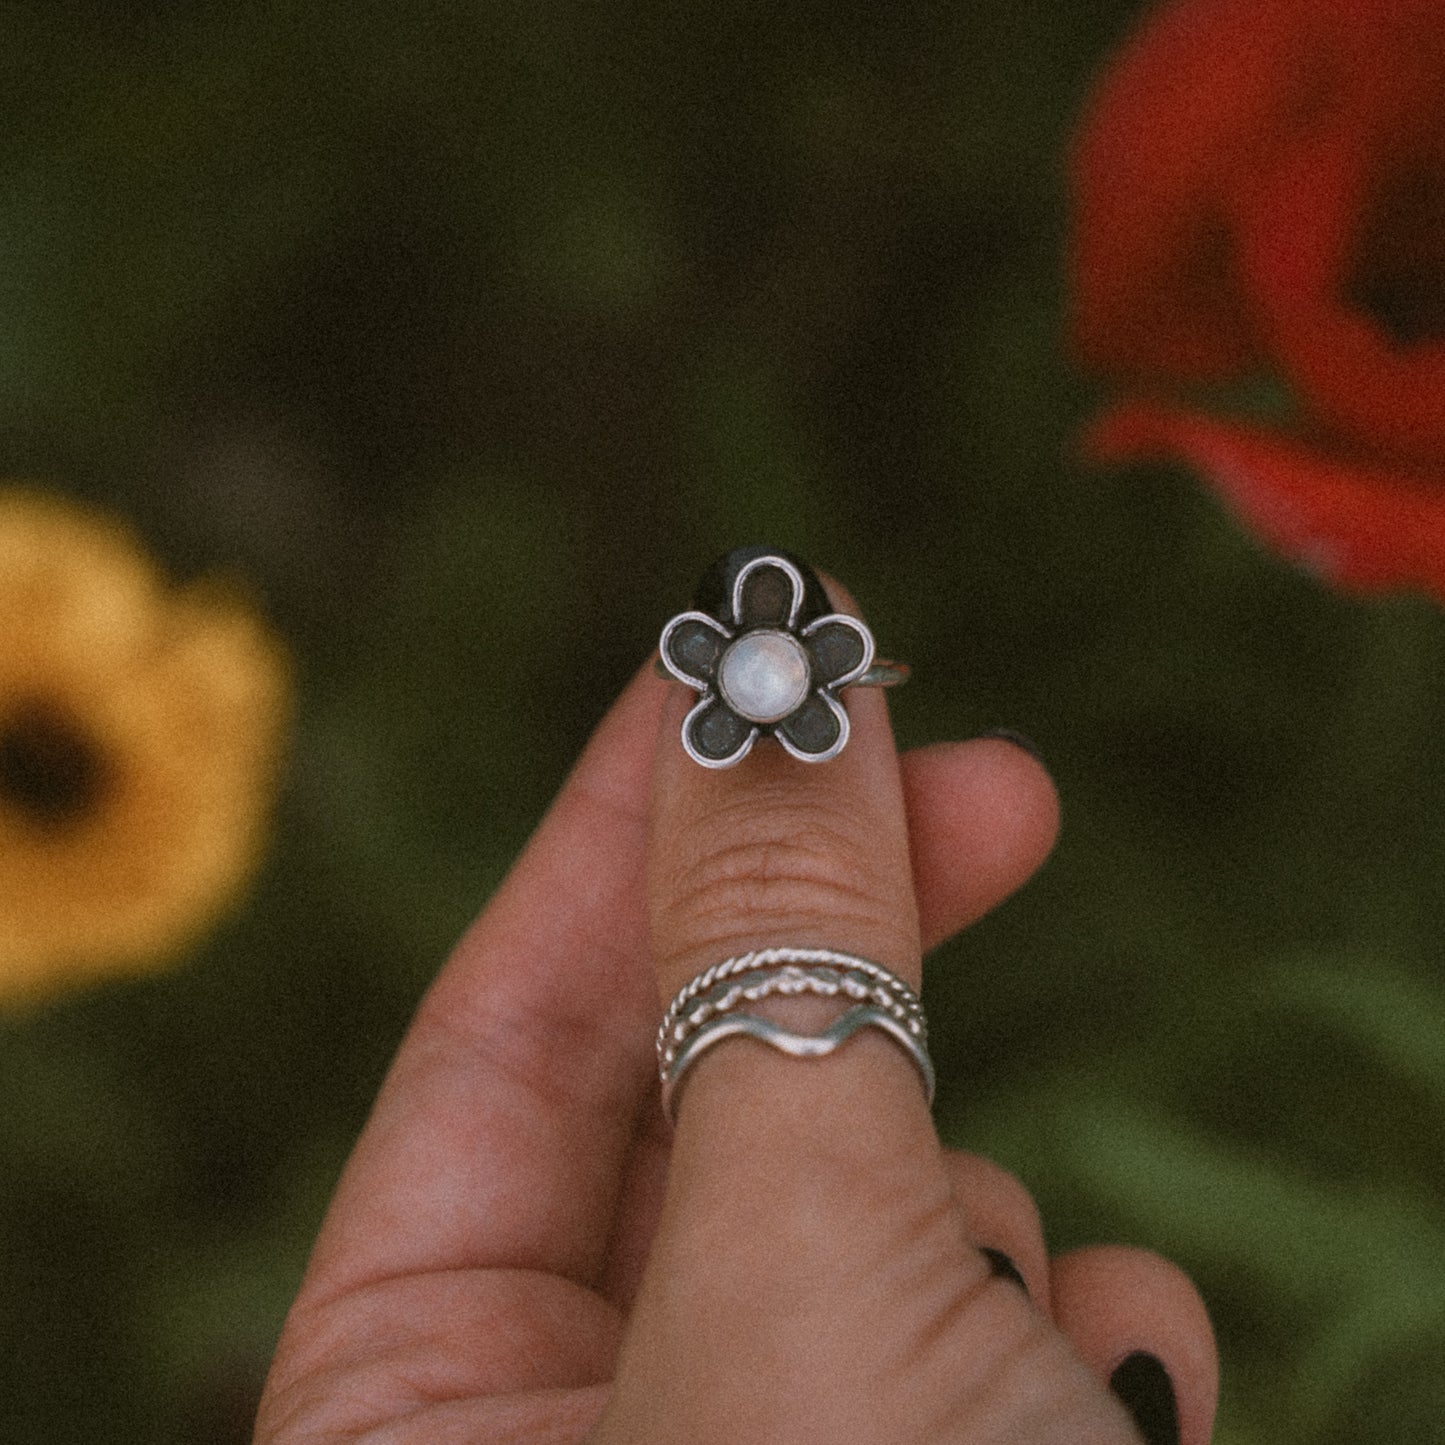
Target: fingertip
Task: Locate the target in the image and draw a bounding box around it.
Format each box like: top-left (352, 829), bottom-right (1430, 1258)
top-left (903, 735), bottom-right (1061, 949)
top-left (940, 1148), bottom-right (1052, 1313)
top-left (974, 727), bottom-right (1048, 765)
top-left (1051, 1245), bottom-right (1218, 1445)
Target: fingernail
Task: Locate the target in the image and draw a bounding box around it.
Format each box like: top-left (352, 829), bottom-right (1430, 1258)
top-left (976, 728), bottom-right (1045, 764)
top-left (980, 1247), bottom-right (1028, 1294)
top-left (1109, 1352), bottom-right (1179, 1445)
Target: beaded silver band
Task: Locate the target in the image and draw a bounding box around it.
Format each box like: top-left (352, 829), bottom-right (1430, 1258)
top-left (657, 948), bottom-right (934, 1124)
top-left (658, 947), bottom-right (924, 1056)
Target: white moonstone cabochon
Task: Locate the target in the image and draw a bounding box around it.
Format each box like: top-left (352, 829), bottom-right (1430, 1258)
top-left (717, 630), bottom-right (812, 724)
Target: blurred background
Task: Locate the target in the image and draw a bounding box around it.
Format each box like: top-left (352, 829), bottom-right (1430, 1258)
top-left (3, 1), bottom-right (1443, 1441)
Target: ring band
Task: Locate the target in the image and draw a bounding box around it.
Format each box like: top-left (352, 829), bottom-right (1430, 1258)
top-left (657, 948), bottom-right (934, 1123)
top-left (656, 546), bottom-right (909, 767)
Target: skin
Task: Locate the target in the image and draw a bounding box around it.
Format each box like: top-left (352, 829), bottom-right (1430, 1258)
top-left (255, 596), bottom-right (1218, 1445)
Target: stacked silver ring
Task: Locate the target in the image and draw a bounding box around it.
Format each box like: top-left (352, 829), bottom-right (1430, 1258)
top-left (657, 947), bottom-right (934, 1123)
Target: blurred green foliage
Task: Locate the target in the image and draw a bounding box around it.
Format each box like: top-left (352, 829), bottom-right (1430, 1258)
top-left (2, 1), bottom-right (1442, 1441)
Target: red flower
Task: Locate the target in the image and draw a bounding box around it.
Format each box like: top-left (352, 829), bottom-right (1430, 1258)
top-left (1070, 0), bottom-right (1445, 600)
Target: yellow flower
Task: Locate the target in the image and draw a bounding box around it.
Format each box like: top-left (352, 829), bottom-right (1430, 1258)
top-left (0, 487), bottom-right (291, 1003)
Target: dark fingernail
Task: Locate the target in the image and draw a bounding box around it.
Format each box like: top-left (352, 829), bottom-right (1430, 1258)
top-left (977, 728), bottom-right (1045, 764)
top-left (980, 1247), bottom-right (1028, 1294)
top-left (1109, 1352), bottom-right (1179, 1445)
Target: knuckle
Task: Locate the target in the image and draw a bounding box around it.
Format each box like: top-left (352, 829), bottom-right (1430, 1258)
top-left (655, 794), bottom-right (905, 964)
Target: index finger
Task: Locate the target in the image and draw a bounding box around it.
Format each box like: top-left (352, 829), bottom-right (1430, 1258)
top-left (295, 664), bottom-right (669, 1303)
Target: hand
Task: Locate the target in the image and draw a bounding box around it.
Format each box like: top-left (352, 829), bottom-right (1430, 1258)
top-left (255, 602), bottom-right (1217, 1444)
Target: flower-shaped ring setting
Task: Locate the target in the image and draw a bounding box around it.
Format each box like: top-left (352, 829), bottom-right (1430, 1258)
top-left (658, 552), bottom-right (903, 768)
